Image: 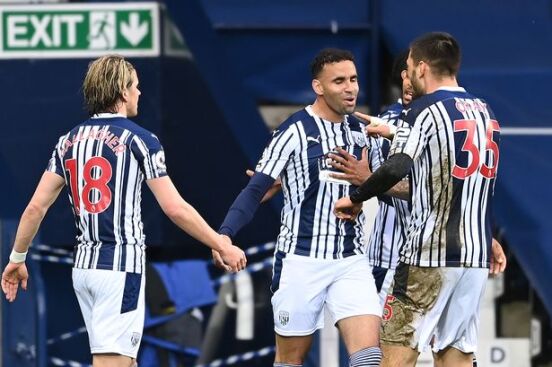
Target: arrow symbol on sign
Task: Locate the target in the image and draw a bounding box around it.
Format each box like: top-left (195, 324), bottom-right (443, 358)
top-left (120, 12), bottom-right (148, 46)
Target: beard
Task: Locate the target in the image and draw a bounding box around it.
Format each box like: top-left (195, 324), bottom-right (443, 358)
top-left (410, 70), bottom-right (425, 99)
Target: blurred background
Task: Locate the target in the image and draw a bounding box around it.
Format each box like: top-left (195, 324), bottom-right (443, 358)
top-left (0, 0), bottom-right (550, 366)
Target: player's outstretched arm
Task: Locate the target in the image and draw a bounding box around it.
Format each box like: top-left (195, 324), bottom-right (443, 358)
top-left (329, 147), bottom-right (410, 201)
top-left (245, 170), bottom-right (281, 203)
top-left (354, 111), bottom-right (395, 139)
top-left (147, 176), bottom-right (246, 273)
top-left (2, 172), bottom-right (64, 302)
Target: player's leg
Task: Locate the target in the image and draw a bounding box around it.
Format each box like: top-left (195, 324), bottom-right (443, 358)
top-left (337, 315), bottom-right (382, 366)
top-left (75, 269), bottom-right (145, 365)
top-left (431, 268), bottom-right (488, 367)
top-left (274, 334), bottom-right (313, 366)
top-left (433, 347), bottom-right (473, 367)
top-left (270, 252), bottom-right (328, 366)
top-left (381, 345), bottom-right (418, 367)
top-left (327, 255), bottom-right (382, 366)
top-left (92, 354), bottom-right (136, 367)
top-left (380, 263), bottom-right (448, 367)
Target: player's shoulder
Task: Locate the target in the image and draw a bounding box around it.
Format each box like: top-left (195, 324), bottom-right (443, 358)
top-left (381, 101), bottom-right (404, 118)
top-left (110, 118), bottom-right (162, 146)
top-left (379, 101), bottom-right (404, 125)
top-left (272, 107), bottom-right (312, 137)
top-left (346, 114), bottom-right (366, 133)
top-left (281, 108), bottom-right (311, 129)
top-left (402, 88), bottom-right (465, 123)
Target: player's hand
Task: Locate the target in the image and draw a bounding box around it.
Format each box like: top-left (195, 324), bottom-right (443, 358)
top-left (490, 238), bottom-right (507, 275)
top-left (218, 235), bottom-right (247, 273)
top-left (334, 196), bottom-right (363, 221)
top-left (353, 112), bottom-right (393, 139)
top-left (246, 170), bottom-right (282, 203)
top-left (328, 147), bottom-right (371, 186)
top-left (211, 249), bottom-right (232, 272)
top-left (1, 262), bottom-right (28, 302)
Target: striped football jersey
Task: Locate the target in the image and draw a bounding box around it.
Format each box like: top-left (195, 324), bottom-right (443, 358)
top-left (46, 113), bottom-right (167, 273)
top-left (389, 87), bottom-right (500, 268)
top-left (367, 101), bottom-right (411, 269)
top-left (255, 106), bottom-right (378, 259)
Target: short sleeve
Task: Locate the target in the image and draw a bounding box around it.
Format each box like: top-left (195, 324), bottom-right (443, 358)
top-left (131, 133), bottom-right (168, 180)
top-left (45, 135), bottom-right (67, 177)
top-left (389, 108), bottom-right (434, 161)
top-left (255, 124), bottom-right (300, 179)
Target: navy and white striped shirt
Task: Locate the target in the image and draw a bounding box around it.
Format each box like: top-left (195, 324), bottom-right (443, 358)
top-left (256, 106), bottom-right (374, 259)
top-left (390, 87), bottom-right (500, 268)
top-left (46, 114), bottom-right (167, 273)
top-left (367, 101), bottom-right (411, 269)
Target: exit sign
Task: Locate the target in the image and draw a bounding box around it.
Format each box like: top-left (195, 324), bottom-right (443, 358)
top-left (0, 2), bottom-right (160, 59)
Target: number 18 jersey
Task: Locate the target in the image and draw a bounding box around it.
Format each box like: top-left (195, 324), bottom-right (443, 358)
top-left (46, 114), bottom-right (167, 274)
top-left (389, 87), bottom-right (500, 268)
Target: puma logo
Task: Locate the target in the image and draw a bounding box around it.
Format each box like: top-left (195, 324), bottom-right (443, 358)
top-left (307, 135), bottom-right (321, 144)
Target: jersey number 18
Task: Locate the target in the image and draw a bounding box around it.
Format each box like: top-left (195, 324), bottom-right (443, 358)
top-left (65, 156), bottom-right (113, 215)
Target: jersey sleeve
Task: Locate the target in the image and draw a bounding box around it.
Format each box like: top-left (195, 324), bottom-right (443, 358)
top-left (131, 133), bottom-right (168, 180)
top-left (255, 124), bottom-right (300, 179)
top-left (367, 136), bottom-right (384, 171)
top-left (389, 108), bottom-right (434, 161)
top-left (45, 135), bottom-right (67, 177)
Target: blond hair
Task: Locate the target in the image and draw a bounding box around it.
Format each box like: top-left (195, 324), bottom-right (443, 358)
top-left (82, 55), bottom-right (135, 115)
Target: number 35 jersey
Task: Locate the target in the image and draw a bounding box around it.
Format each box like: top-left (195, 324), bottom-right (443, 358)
top-left (46, 113), bottom-right (167, 273)
top-left (389, 87), bottom-right (500, 268)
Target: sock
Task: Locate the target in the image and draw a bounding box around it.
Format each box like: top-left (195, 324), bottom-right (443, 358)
top-left (274, 364), bottom-right (302, 367)
top-left (349, 346), bottom-right (382, 366)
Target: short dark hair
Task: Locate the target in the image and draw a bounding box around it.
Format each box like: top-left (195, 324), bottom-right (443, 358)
top-left (409, 32), bottom-right (461, 77)
top-left (311, 48), bottom-right (355, 78)
top-left (391, 49), bottom-right (409, 87)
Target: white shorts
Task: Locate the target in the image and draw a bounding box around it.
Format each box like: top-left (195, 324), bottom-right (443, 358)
top-left (72, 268), bottom-right (145, 358)
top-left (381, 264), bottom-right (488, 354)
top-left (271, 252), bottom-right (381, 336)
top-left (378, 268), bottom-right (395, 311)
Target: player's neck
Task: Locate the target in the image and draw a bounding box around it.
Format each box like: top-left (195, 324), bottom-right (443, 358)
top-left (311, 99), bottom-right (345, 123)
top-left (425, 76), bottom-right (458, 94)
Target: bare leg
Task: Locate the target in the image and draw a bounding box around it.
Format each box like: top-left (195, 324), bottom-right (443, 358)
top-left (93, 354), bottom-right (135, 367)
top-left (274, 333), bottom-right (313, 365)
top-left (337, 315), bottom-right (382, 366)
top-left (381, 344), bottom-right (418, 367)
top-left (433, 347), bottom-right (473, 367)
top-left (337, 315), bottom-right (380, 354)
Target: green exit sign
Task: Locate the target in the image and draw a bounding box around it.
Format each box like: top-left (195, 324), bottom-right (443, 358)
top-left (0, 2), bottom-right (160, 59)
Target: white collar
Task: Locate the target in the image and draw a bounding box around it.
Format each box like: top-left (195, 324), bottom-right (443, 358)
top-left (435, 86), bottom-right (466, 93)
top-left (91, 113), bottom-right (126, 119)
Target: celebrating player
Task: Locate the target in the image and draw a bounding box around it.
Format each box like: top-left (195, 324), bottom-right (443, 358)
top-left (335, 32), bottom-right (502, 367)
top-left (215, 48), bottom-right (382, 367)
top-left (1, 55), bottom-right (246, 367)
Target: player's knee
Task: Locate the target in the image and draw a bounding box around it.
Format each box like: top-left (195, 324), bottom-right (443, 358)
top-left (349, 346), bottom-right (382, 366)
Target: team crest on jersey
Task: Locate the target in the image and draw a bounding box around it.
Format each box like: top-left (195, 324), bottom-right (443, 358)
top-left (131, 332), bottom-right (141, 347)
top-left (351, 131), bottom-right (366, 147)
top-left (279, 311), bottom-right (290, 326)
